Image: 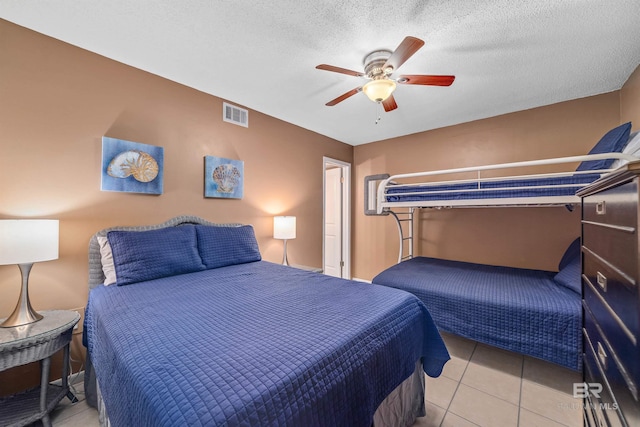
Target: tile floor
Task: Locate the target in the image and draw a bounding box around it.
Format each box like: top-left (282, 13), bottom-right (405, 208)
top-left (39, 332), bottom-right (583, 427)
top-left (414, 332), bottom-right (583, 427)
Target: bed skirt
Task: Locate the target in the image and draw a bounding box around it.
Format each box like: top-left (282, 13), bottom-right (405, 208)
top-left (87, 356), bottom-right (426, 427)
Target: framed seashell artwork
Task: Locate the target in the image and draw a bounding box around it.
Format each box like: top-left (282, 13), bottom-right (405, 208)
top-left (204, 156), bottom-right (244, 199)
top-left (101, 137), bottom-right (164, 194)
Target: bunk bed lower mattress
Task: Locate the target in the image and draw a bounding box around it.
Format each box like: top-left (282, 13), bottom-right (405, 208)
top-left (385, 173), bottom-right (601, 202)
top-left (372, 257), bottom-right (582, 371)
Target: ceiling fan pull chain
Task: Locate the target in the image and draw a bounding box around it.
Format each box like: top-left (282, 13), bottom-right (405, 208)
top-left (375, 102), bottom-right (382, 125)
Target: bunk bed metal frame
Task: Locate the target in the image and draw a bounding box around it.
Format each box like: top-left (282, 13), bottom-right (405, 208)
top-left (366, 152), bottom-right (638, 263)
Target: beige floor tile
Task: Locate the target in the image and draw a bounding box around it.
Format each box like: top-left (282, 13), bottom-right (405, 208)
top-left (521, 380), bottom-right (583, 427)
top-left (413, 401), bottom-right (447, 427)
top-left (56, 406), bottom-right (100, 427)
top-left (425, 374), bottom-right (459, 410)
top-left (441, 411), bottom-right (481, 427)
top-left (461, 358), bottom-right (522, 404)
top-left (523, 356), bottom-right (582, 395)
top-left (448, 384), bottom-right (519, 427)
top-left (519, 408), bottom-right (569, 427)
top-left (441, 355), bottom-right (469, 382)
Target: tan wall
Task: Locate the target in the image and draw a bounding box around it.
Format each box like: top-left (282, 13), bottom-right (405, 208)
top-left (0, 20), bottom-right (351, 393)
top-left (353, 93), bottom-right (624, 280)
top-left (621, 65), bottom-right (640, 127)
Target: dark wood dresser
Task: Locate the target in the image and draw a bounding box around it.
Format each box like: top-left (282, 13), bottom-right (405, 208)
top-left (578, 161), bottom-right (640, 427)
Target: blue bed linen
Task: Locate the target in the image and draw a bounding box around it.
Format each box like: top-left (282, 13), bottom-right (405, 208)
top-left (385, 174), bottom-right (601, 202)
top-left (85, 261), bottom-right (449, 427)
top-left (372, 257), bottom-right (582, 371)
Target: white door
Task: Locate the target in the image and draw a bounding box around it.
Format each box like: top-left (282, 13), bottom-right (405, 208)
top-left (324, 167), bottom-right (342, 277)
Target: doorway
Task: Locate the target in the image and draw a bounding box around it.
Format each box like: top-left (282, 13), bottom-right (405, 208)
top-left (323, 157), bottom-right (351, 278)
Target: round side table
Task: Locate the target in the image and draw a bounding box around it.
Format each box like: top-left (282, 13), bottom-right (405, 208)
top-left (0, 310), bottom-right (80, 427)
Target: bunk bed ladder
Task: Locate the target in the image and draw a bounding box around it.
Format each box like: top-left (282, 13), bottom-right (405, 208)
top-left (389, 208), bottom-right (414, 264)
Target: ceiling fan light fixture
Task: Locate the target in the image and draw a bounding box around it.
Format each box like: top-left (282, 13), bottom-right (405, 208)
top-left (362, 79), bottom-right (397, 103)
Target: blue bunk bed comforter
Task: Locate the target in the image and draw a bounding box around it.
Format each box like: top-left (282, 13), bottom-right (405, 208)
top-left (372, 256), bottom-right (582, 371)
top-left (85, 261), bottom-right (449, 427)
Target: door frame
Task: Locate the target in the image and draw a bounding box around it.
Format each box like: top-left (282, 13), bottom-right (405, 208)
top-left (322, 157), bottom-right (351, 279)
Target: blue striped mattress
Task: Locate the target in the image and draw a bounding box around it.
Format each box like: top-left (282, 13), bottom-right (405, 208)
top-left (84, 261), bottom-right (449, 426)
top-left (385, 173), bottom-right (602, 202)
top-left (372, 257), bottom-right (582, 371)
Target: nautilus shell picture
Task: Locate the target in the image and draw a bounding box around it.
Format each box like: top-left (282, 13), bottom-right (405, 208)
top-left (101, 137), bottom-right (164, 195)
top-left (204, 156), bottom-right (244, 199)
top-left (107, 150), bottom-right (159, 183)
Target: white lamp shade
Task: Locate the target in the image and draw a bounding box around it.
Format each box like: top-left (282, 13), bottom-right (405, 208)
top-left (0, 219), bottom-right (59, 265)
top-left (273, 216), bottom-right (296, 240)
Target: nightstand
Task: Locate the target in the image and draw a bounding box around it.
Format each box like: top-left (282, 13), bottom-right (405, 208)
top-left (0, 310), bottom-right (80, 427)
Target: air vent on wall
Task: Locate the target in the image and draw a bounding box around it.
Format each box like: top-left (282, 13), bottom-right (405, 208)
top-left (223, 102), bottom-right (248, 128)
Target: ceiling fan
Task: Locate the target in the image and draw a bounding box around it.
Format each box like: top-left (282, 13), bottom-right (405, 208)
top-left (316, 36), bottom-right (455, 112)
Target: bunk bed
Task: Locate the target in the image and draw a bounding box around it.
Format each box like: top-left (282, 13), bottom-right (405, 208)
top-left (366, 122), bottom-right (639, 371)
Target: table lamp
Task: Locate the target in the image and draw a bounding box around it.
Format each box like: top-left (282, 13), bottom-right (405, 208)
top-left (273, 216), bottom-right (296, 266)
top-left (0, 219), bottom-right (59, 328)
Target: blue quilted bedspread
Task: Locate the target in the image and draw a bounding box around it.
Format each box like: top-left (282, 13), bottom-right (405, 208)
top-left (372, 257), bottom-right (582, 371)
top-left (85, 261), bottom-right (449, 426)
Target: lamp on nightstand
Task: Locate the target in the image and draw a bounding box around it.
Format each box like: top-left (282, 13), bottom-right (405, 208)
top-left (273, 216), bottom-right (296, 266)
top-left (0, 219), bottom-right (59, 328)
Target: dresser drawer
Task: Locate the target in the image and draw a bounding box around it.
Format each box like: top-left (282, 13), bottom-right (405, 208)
top-left (583, 180), bottom-right (638, 228)
top-left (582, 222), bottom-right (637, 280)
top-left (583, 279), bottom-right (639, 383)
top-left (584, 305), bottom-right (640, 426)
top-left (583, 248), bottom-right (638, 338)
top-left (583, 339), bottom-right (625, 427)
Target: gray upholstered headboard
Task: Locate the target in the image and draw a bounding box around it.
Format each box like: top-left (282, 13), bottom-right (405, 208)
top-left (88, 215), bottom-right (242, 290)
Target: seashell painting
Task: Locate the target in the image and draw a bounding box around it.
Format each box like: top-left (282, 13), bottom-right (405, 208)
top-left (107, 150), bottom-right (159, 183)
top-left (101, 137), bottom-right (164, 195)
top-left (204, 156), bottom-right (244, 199)
top-left (212, 164), bottom-right (241, 193)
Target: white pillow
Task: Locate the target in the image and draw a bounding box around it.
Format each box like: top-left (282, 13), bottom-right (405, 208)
top-left (611, 131), bottom-right (640, 169)
top-left (97, 235), bottom-right (117, 286)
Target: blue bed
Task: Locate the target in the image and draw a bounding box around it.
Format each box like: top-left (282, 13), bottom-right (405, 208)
top-left (384, 173), bottom-right (602, 202)
top-left (372, 240), bottom-right (582, 371)
top-left (83, 217), bottom-right (449, 427)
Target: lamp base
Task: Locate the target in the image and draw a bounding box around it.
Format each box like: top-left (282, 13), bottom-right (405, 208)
top-left (282, 239), bottom-right (290, 266)
top-left (0, 263), bottom-right (43, 328)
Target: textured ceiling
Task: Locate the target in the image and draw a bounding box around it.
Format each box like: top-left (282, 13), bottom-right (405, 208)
top-left (1, 1), bottom-right (640, 145)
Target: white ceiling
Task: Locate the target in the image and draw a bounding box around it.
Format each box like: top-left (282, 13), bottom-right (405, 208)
top-left (2, 1), bottom-right (639, 146)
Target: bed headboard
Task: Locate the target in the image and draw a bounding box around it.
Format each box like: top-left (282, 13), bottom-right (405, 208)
top-left (88, 215), bottom-right (242, 290)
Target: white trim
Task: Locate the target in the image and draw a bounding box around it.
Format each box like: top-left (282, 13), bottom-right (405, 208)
top-left (351, 277), bottom-right (372, 284)
top-left (323, 157), bottom-right (351, 279)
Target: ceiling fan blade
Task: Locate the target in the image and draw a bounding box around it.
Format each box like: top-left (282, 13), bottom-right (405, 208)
top-left (326, 87), bottom-right (362, 106)
top-left (316, 64), bottom-right (365, 77)
top-left (382, 95), bottom-right (398, 112)
top-left (383, 36), bottom-right (425, 72)
top-left (397, 75), bottom-right (455, 86)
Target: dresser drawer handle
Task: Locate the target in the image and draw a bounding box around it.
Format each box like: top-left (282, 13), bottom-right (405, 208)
top-left (596, 271), bottom-right (607, 292)
top-left (597, 341), bottom-right (607, 369)
top-left (595, 201), bottom-right (606, 215)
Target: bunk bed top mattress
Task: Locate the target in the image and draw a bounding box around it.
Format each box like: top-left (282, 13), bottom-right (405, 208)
top-left (372, 257), bottom-right (582, 371)
top-left (85, 260), bottom-right (449, 427)
top-left (385, 173), bottom-right (601, 202)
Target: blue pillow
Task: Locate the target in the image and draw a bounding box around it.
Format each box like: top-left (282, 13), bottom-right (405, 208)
top-left (554, 255), bottom-right (581, 295)
top-left (576, 122), bottom-right (632, 171)
top-left (196, 225), bottom-right (261, 269)
top-left (558, 237), bottom-right (581, 271)
top-left (108, 225), bottom-right (205, 286)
